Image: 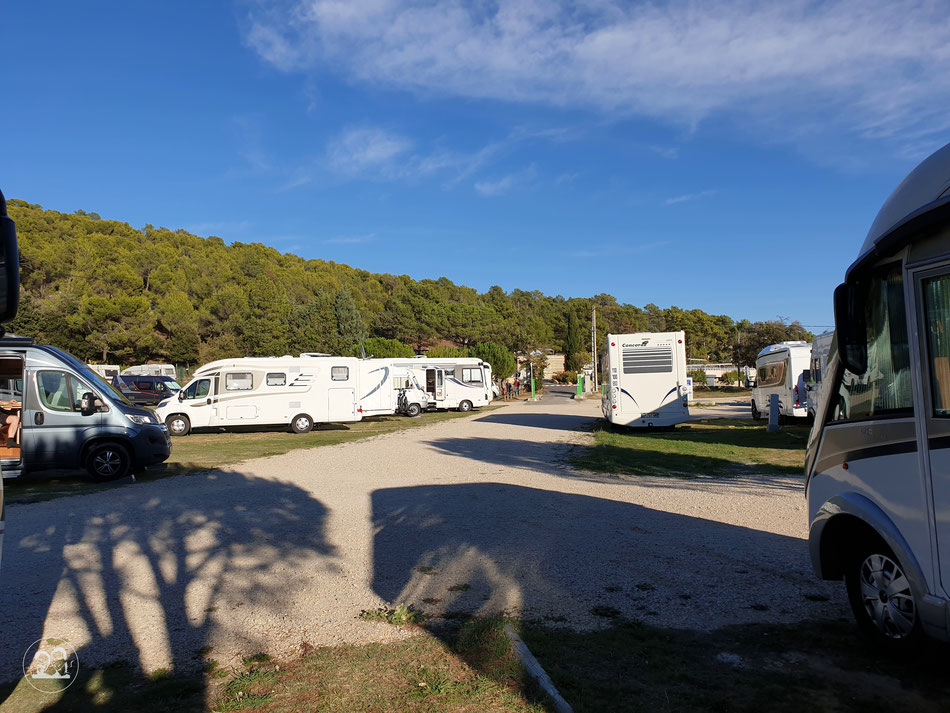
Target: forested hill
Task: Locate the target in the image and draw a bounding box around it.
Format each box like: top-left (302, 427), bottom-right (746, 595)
top-left (6, 199), bottom-right (811, 368)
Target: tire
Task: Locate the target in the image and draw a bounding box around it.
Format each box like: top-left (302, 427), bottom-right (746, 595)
top-left (166, 414), bottom-right (191, 437)
top-left (458, 400), bottom-right (473, 413)
top-left (406, 403), bottom-right (422, 417)
top-left (845, 540), bottom-right (922, 646)
top-left (751, 401), bottom-right (761, 421)
top-left (85, 442), bottom-right (131, 482)
top-left (291, 413), bottom-right (313, 434)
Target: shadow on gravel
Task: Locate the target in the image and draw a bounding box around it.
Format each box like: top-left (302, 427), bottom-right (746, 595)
top-left (371, 483), bottom-right (841, 632)
top-left (474, 412), bottom-right (599, 431)
top-left (0, 472), bottom-right (335, 711)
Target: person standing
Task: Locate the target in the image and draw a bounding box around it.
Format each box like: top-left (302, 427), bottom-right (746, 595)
top-left (514, 378), bottom-right (520, 397)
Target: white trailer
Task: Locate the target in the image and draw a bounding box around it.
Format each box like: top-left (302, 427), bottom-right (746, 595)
top-left (805, 331), bottom-right (834, 420)
top-left (750, 341), bottom-right (811, 421)
top-left (601, 332), bottom-right (690, 427)
top-left (388, 357), bottom-right (493, 412)
top-left (155, 355), bottom-right (362, 436)
top-left (357, 360), bottom-right (429, 417)
top-left (122, 363), bottom-right (177, 378)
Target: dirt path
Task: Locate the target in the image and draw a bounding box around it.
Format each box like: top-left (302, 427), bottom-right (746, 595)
top-left (0, 393), bottom-right (848, 676)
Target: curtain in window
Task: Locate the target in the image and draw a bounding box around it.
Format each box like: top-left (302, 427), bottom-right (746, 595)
top-left (925, 275), bottom-right (950, 416)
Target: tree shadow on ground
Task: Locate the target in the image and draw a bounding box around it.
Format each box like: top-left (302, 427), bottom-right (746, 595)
top-left (474, 412), bottom-right (599, 431)
top-left (424, 436), bottom-right (804, 491)
top-left (0, 471), bottom-right (336, 711)
top-left (371, 483), bottom-right (841, 634)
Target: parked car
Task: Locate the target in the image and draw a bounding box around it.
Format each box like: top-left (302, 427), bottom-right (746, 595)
top-left (112, 374), bottom-right (181, 406)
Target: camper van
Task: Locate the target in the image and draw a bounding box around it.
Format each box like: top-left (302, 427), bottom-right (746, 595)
top-left (750, 341), bottom-right (811, 421)
top-left (155, 355), bottom-right (363, 436)
top-left (0, 335), bottom-right (171, 481)
top-left (389, 357), bottom-right (493, 411)
top-left (357, 360), bottom-right (429, 417)
top-left (807, 141), bottom-right (950, 644)
top-left (600, 331), bottom-right (690, 428)
top-left (805, 331), bottom-right (834, 420)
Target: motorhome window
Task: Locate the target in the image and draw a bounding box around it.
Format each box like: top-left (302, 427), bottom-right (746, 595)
top-left (183, 379), bottom-right (211, 400)
top-left (461, 368), bottom-right (482, 384)
top-left (622, 347), bottom-right (672, 374)
top-left (923, 273), bottom-right (950, 417)
top-left (832, 263), bottom-right (912, 421)
top-left (266, 373), bottom-right (286, 387)
top-left (331, 366), bottom-right (349, 381)
top-left (225, 372), bottom-right (253, 391)
top-left (757, 360), bottom-right (786, 388)
top-left (37, 371), bottom-right (74, 411)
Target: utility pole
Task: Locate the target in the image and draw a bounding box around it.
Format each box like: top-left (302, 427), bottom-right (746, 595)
top-left (735, 326), bottom-right (741, 388)
top-left (591, 305), bottom-right (597, 391)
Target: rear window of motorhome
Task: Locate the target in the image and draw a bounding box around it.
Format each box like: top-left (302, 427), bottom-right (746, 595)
top-left (622, 347), bottom-right (672, 374)
top-left (226, 372), bottom-right (253, 391)
top-left (266, 372), bottom-right (286, 386)
top-left (331, 366), bottom-right (349, 381)
top-left (461, 368), bottom-right (482, 384)
top-left (757, 361), bottom-right (786, 388)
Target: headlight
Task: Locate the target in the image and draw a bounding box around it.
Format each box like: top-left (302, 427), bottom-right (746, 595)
top-left (157, 400), bottom-right (171, 408)
top-left (126, 413), bottom-right (156, 425)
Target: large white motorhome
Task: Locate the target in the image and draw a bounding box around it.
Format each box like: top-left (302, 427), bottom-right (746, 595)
top-left (805, 331), bottom-right (835, 420)
top-left (750, 341), bottom-right (811, 421)
top-left (357, 360), bottom-right (429, 417)
top-left (122, 363), bottom-right (177, 378)
top-left (807, 141), bottom-right (950, 645)
top-left (600, 332), bottom-right (690, 427)
top-left (155, 355), bottom-right (363, 436)
top-left (388, 357), bottom-right (493, 411)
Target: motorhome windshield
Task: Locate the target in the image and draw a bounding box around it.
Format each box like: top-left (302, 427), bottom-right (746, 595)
top-left (45, 347), bottom-right (133, 406)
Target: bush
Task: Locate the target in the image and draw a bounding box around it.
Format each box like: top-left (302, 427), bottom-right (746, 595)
top-left (552, 370), bottom-right (578, 384)
top-left (687, 369), bottom-right (708, 387)
top-left (718, 370), bottom-right (740, 385)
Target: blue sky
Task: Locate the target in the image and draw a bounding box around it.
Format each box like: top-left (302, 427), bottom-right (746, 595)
top-left (3, 1), bottom-right (950, 329)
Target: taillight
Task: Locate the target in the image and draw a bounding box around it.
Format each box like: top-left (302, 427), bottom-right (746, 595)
top-left (612, 405), bottom-right (617, 409)
top-left (794, 386), bottom-right (799, 407)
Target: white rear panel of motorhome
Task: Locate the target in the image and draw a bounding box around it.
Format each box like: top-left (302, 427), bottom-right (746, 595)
top-left (602, 332), bottom-right (689, 427)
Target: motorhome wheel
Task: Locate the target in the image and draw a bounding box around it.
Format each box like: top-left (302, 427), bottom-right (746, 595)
top-left (85, 442), bottom-right (131, 482)
top-left (750, 401), bottom-right (761, 420)
top-left (166, 414), bottom-right (191, 437)
top-left (406, 403), bottom-right (421, 417)
top-left (291, 414), bottom-right (313, 434)
top-left (845, 542), bottom-right (921, 645)
top-left (458, 400), bottom-right (473, 412)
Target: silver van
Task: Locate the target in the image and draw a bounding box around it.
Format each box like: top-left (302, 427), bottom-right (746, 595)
top-left (0, 335), bottom-right (172, 482)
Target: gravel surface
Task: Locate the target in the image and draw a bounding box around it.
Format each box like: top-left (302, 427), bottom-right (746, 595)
top-left (0, 388), bottom-right (848, 677)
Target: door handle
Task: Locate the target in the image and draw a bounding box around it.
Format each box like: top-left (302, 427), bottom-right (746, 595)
top-left (34, 412), bottom-right (44, 425)
top-left (206, 398), bottom-right (212, 405)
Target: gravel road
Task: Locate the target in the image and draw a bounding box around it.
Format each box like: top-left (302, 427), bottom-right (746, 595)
top-left (0, 389), bottom-right (848, 677)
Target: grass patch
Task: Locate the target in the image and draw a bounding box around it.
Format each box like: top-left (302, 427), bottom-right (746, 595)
top-left (448, 583), bottom-right (472, 592)
top-left (521, 617), bottom-right (950, 713)
top-left (570, 418), bottom-right (808, 479)
top-left (4, 406), bottom-right (504, 504)
top-left (359, 603), bottom-right (426, 627)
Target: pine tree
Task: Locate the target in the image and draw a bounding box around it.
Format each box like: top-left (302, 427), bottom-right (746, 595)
top-left (335, 288), bottom-right (368, 353)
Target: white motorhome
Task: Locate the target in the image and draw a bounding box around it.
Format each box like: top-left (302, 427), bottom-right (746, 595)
top-left (750, 341), bottom-right (811, 421)
top-left (807, 141), bottom-right (950, 645)
top-left (122, 363), bottom-right (177, 378)
top-left (155, 355), bottom-right (363, 436)
top-left (600, 332), bottom-right (690, 427)
top-left (389, 357), bottom-right (493, 411)
top-left (805, 331), bottom-right (834, 420)
top-left (357, 360), bottom-right (429, 417)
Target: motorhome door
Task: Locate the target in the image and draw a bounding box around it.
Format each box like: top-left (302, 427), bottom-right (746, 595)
top-left (178, 375), bottom-right (217, 429)
top-left (425, 368), bottom-right (445, 402)
top-left (0, 353), bottom-right (24, 476)
top-left (915, 264), bottom-right (950, 590)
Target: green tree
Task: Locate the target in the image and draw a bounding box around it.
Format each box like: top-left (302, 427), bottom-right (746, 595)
top-left (362, 337), bottom-right (415, 358)
top-left (564, 310), bottom-right (583, 371)
top-left (470, 342), bottom-right (516, 380)
top-left (334, 287), bottom-right (368, 353)
top-left (426, 345), bottom-right (469, 358)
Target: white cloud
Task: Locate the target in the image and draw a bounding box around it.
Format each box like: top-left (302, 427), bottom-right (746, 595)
top-left (243, 0), bottom-right (950, 147)
top-left (664, 189), bottom-right (717, 206)
top-left (474, 164), bottom-right (537, 196)
top-left (326, 127), bottom-right (413, 177)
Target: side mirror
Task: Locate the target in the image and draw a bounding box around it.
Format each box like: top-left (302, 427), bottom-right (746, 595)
top-left (177, 390), bottom-right (185, 401)
top-left (834, 282), bottom-right (867, 375)
top-left (80, 392), bottom-right (97, 416)
top-left (0, 190), bottom-right (21, 326)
